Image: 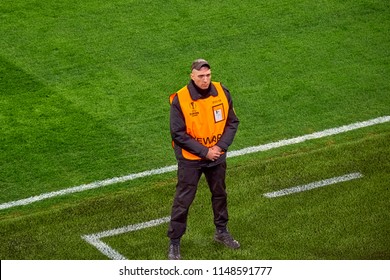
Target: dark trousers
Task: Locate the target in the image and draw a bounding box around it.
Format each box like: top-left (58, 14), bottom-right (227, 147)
top-left (167, 161), bottom-right (228, 240)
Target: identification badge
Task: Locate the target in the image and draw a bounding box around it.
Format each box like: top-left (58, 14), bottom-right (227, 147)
top-left (212, 104), bottom-right (225, 123)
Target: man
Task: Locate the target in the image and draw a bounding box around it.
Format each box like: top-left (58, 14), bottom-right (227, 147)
top-left (167, 58), bottom-right (240, 260)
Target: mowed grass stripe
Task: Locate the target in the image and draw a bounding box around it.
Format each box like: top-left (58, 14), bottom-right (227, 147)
top-left (1, 115), bottom-right (388, 211)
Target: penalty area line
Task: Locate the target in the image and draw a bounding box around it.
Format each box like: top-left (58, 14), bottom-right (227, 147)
top-left (0, 115), bottom-right (389, 210)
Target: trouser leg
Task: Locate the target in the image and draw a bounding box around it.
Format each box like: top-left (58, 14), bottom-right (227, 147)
top-left (167, 164), bottom-right (202, 240)
top-left (203, 161), bottom-right (228, 232)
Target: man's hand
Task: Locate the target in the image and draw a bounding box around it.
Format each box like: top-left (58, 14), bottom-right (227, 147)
top-left (206, 145), bottom-right (222, 161)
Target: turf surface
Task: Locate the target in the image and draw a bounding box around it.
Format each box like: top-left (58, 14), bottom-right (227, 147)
top-left (0, 0), bottom-right (389, 259)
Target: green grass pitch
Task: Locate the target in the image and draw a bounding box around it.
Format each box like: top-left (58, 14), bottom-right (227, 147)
top-left (0, 0), bottom-right (389, 259)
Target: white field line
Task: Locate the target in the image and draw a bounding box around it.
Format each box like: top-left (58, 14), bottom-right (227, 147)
top-left (83, 173), bottom-right (363, 259)
top-left (82, 216), bottom-right (170, 260)
top-left (0, 165), bottom-right (177, 210)
top-left (227, 116), bottom-right (390, 157)
top-left (0, 115), bottom-right (389, 211)
top-left (263, 172), bottom-right (364, 198)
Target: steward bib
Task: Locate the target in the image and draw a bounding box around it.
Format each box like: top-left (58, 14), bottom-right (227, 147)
top-left (170, 82), bottom-right (229, 160)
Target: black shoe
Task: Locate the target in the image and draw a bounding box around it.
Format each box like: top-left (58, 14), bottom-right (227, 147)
top-left (168, 243), bottom-right (181, 260)
top-left (214, 231), bottom-right (240, 249)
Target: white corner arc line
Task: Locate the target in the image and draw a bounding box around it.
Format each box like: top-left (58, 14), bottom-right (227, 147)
top-left (1, 115), bottom-right (389, 210)
top-left (263, 172), bottom-right (364, 198)
top-left (82, 216), bottom-right (170, 260)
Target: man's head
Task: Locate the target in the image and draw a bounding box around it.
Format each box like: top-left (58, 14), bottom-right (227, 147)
top-left (190, 58), bottom-right (211, 90)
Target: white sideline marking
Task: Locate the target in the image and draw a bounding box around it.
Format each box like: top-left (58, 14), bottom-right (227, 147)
top-left (0, 115), bottom-right (389, 210)
top-left (82, 216), bottom-right (170, 260)
top-left (263, 172), bottom-right (364, 198)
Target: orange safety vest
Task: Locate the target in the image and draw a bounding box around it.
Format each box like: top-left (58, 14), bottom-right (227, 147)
top-left (170, 82), bottom-right (229, 160)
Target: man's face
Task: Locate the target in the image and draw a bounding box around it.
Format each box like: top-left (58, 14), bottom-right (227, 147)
top-left (191, 67), bottom-right (211, 90)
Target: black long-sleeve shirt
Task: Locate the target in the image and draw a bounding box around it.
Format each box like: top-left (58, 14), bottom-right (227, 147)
top-left (170, 80), bottom-right (239, 167)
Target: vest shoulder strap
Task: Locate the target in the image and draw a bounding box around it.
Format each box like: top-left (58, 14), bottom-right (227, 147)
top-left (212, 81), bottom-right (223, 93)
top-left (169, 92), bottom-right (177, 105)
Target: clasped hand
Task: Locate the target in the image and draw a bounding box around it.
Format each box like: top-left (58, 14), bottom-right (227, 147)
top-left (206, 145), bottom-right (222, 161)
